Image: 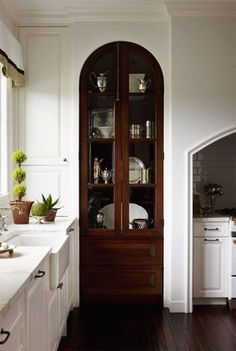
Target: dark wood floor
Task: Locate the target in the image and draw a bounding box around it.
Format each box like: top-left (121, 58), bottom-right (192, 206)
top-left (58, 305), bottom-right (236, 351)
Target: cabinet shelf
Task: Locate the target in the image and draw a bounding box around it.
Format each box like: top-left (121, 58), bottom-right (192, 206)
top-left (129, 138), bottom-right (156, 143)
top-left (129, 183), bottom-right (155, 188)
top-left (88, 183), bottom-right (114, 188)
top-left (129, 92), bottom-right (154, 98)
top-left (88, 91), bottom-right (116, 97)
top-left (89, 138), bottom-right (115, 143)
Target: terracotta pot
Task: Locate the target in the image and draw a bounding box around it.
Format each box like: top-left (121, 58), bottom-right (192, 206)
top-left (9, 200), bottom-right (34, 224)
top-left (44, 209), bottom-right (57, 222)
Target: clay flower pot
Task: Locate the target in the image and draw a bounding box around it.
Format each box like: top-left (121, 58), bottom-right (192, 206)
top-left (44, 209), bottom-right (57, 222)
top-left (9, 200), bottom-right (34, 224)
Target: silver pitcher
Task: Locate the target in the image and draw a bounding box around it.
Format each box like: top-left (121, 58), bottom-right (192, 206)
top-left (137, 78), bottom-right (151, 93)
top-left (89, 71), bottom-right (108, 93)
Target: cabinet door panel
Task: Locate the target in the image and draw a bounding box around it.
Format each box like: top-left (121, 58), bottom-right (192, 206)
top-left (82, 239), bottom-right (162, 265)
top-left (24, 165), bottom-right (68, 216)
top-left (194, 237), bottom-right (229, 297)
top-left (19, 27), bottom-right (69, 165)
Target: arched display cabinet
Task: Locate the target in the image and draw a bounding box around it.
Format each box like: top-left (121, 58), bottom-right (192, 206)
top-left (80, 42), bottom-right (164, 304)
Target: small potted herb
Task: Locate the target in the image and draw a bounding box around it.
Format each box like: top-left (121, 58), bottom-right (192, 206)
top-left (31, 194), bottom-right (61, 222)
top-left (9, 149), bottom-right (34, 224)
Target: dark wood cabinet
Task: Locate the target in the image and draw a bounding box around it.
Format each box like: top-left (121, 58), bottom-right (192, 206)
top-left (80, 42), bottom-right (163, 304)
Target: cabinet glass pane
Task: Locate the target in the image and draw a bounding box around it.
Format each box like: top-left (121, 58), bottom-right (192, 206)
top-left (129, 95), bottom-right (155, 139)
top-left (89, 143), bottom-right (114, 184)
top-left (129, 188), bottom-right (155, 229)
top-left (88, 51), bottom-right (115, 93)
top-left (129, 51), bottom-right (154, 94)
top-left (129, 142), bottom-right (155, 184)
top-left (88, 187), bottom-right (114, 229)
top-left (88, 96), bottom-right (115, 139)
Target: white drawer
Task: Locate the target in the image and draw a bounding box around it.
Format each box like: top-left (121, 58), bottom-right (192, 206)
top-left (194, 221), bottom-right (229, 237)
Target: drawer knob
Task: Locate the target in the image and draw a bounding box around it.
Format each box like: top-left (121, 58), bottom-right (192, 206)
top-left (34, 270), bottom-right (45, 279)
top-left (0, 329), bottom-right (10, 345)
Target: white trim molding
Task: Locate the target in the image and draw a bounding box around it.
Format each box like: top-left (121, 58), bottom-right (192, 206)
top-left (0, 0), bottom-right (169, 25)
top-left (166, 1), bottom-right (236, 18)
top-left (168, 300), bottom-right (187, 313)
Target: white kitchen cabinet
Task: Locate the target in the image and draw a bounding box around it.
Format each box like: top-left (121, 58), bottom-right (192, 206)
top-left (47, 289), bottom-right (59, 351)
top-left (47, 267), bottom-right (70, 351)
top-left (58, 270), bottom-right (68, 338)
top-left (25, 257), bottom-right (49, 351)
top-left (18, 26), bottom-right (73, 216)
top-left (67, 219), bottom-right (79, 307)
top-left (0, 295), bottom-right (25, 351)
top-left (193, 217), bottom-right (229, 298)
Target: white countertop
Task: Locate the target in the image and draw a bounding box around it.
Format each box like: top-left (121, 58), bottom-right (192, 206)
top-left (0, 217), bottom-right (76, 318)
top-left (0, 246), bottom-right (51, 316)
top-left (193, 214), bottom-right (231, 222)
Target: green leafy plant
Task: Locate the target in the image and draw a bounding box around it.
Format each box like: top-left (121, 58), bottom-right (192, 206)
top-left (11, 149), bottom-right (27, 201)
top-left (41, 194), bottom-right (60, 211)
top-left (31, 194), bottom-right (61, 217)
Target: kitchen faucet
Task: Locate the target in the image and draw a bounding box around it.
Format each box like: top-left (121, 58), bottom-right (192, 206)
top-left (0, 206), bottom-right (23, 233)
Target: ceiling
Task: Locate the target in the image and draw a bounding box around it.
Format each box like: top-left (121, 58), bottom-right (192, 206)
top-left (1, 0), bottom-right (235, 25)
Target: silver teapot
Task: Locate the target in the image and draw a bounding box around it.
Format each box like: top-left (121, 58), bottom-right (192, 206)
top-left (89, 71), bottom-right (108, 93)
top-left (100, 167), bottom-right (112, 184)
top-left (137, 78), bottom-right (151, 93)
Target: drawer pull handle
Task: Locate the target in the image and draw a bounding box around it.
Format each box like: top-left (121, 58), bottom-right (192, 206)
top-left (204, 228), bottom-right (219, 231)
top-left (0, 329), bottom-right (10, 345)
top-left (34, 270), bottom-right (45, 279)
top-left (204, 238), bottom-right (219, 242)
top-left (57, 282), bottom-right (64, 289)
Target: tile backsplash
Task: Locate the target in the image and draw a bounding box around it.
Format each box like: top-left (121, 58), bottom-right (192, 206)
top-left (193, 133), bottom-right (236, 210)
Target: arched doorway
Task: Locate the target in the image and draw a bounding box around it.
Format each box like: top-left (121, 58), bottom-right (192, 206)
top-left (79, 42), bottom-right (164, 304)
top-left (188, 127), bottom-right (236, 312)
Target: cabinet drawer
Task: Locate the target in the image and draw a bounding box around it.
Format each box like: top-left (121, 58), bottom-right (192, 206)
top-left (0, 295), bottom-right (25, 350)
top-left (193, 221), bottom-right (229, 237)
top-left (82, 239), bottom-right (162, 266)
top-left (0, 295), bottom-right (24, 332)
top-left (83, 267), bottom-right (162, 297)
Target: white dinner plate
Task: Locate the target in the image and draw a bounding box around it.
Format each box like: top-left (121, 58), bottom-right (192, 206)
top-left (100, 203), bottom-right (148, 229)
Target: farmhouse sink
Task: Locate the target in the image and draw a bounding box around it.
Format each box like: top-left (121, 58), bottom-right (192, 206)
top-left (7, 234), bottom-right (69, 290)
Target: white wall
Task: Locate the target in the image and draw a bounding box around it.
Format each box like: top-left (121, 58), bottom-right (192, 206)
top-left (171, 17), bottom-right (236, 311)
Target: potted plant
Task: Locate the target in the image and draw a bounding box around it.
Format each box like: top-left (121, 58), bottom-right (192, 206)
top-left (9, 149), bottom-right (34, 224)
top-left (31, 194), bottom-right (61, 222)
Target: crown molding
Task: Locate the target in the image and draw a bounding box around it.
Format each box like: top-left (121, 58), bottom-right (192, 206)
top-left (165, 1), bottom-right (236, 18)
top-left (0, 1), bottom-right (169, 25)
top-left (0, 0), bottom-right (235, 26)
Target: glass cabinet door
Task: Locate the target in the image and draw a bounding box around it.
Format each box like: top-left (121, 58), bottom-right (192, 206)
top-left (123, 49), bottom-right (161, 235)
top-left (80, 42), bottom-right (163, 237)
top-left (80, 44), bottom-right (121, 234)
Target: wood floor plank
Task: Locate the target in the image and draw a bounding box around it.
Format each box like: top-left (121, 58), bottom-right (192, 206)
top-left (58, 305), bottom-right (236, 351)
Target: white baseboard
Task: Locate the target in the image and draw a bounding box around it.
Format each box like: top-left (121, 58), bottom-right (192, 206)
top-left (193, 297), bottom-right (227, 305)
top-left (167, 300), bottom-right (187, 313)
